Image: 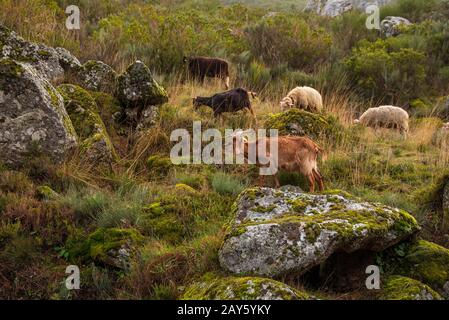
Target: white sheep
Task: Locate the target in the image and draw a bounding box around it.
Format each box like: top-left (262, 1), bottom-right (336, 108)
top-left (280, 86), bottom-right (323, 113)
top-left (354, 105), bottom-right (409, 135)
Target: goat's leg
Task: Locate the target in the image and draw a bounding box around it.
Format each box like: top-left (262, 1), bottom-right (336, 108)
top-left (224, 75), bottom-right (230, 90)
top-left (247, 106), bottom-right (258, 128)
top-left (274, 174), bottom-right (281, 188)
top-left (258, 175), bottom-right (265, 187)
top-left (313, 169), bottom-right (324, 192)
top-left (308, 173), bottom-right (315, 193)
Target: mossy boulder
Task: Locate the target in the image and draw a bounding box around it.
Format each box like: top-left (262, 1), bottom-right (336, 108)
top-left (396, 240), bottom-right (449, 298)
top-left (265, 109), bottom-right (344, 142)
top-left (381, 276), bottom-right (442, 300)
top-left (182, 275), bottom-right (313, 300)
top-left (219, 186), bottom-right (420, 277)
top-left (0, 24), bottom-right (65, 81)
top-left (57, 84), bottom-right (116, 166)
top-left (36, 185), bottom-right (59, 200)
top-left (76, 60), bottom-right (117, 93)
top-left (0, 58), bottom-right (77, 167)
top-left (116, 60), bottom-right (168, 108)
top-left (66, 228), bottom-right (144, 269)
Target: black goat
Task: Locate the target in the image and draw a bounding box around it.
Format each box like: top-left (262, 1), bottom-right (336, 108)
top-left (183, 56), bottom-right (230, 89)
top-left (193, 88), bottom-right (257, 121)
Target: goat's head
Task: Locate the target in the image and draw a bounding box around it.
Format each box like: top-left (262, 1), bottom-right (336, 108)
top-left (182, 56), bottom-right (188, 64)
top-left (248, 91), bottom-right (258, 99)
top-left (230, 130), bottom-right (249, 156)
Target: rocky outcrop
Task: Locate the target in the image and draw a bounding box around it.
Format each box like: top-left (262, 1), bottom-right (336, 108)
top-left (182, 275), bottom-right (314, 300)
top-left (57, 84), bottom-right (116, 166)
top-left (0, 58), bottom-right (77, 167)
top-left (116, 60), bottom-right (168, 108)
top-left (381, 16), bottom-right (412, 37)
top-left (0, 24), bottom-right (65, 81)
top-left (76, 60), bottom-right (117, 93)
top-left (381, 276), bottom-right (442, 300)
top-left (305, 0), bottom-right (393, 17)
top-left (219, 187), bottom-right (420, 277)
top-left (115, 60), bottom-right (168, 130)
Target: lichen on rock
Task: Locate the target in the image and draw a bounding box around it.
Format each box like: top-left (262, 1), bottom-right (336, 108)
top-left (76, 60), bottom-right (117, 93)
top-left (0, 58), bottom-right (77, 167)
top-left (0, 24), bottom-right (65, 81)
top-left (116, 60), bottom-right (168, 108)
top-left (182, 274), bottom-right (313, 300)
top-left (219, 186), bottom-right (420, 277)
top-left (57, 84), bottom-right (116, 166)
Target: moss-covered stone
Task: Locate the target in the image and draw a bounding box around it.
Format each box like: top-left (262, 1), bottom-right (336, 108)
top-left (182, 275), bottom-right (313, 300)
top-left (265, 108), bottom-right (344, 142)
top-left (36, 185), bottom-right (59, 200)
top-left (381, 275), bottom-right (442, 300)
top-left (57, 84), bottom-right (117, 165)
top-left (396, 240), bottom-right (449, 298)
top-left (66, 228), bottom-right (144, 269)
top-left (76, 60), bottom-right (117, 93)
top-left (0, 25), bottom-right (64, 80)
top-left (0, 58), bottom-right (77, 167)
top-left (116, 60), bottom-right (168, 108)
top-left (219, 186), bottom-right (420, 277)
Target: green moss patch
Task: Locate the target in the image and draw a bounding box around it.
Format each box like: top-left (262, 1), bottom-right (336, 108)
top-left (381, 275), bottom-right (442, 300)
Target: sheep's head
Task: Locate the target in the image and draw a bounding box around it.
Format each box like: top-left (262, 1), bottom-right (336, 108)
top-left (280, 97), bottom-right (293, 111)
top-left (354, 119), bottom-right (361, 125)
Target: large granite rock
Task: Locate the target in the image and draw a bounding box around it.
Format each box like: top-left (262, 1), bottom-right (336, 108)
top-left (305, 0), bottom-right (393, 17)
top-left (116, 60), bottom-right (168, 108)
top-left (0, 24), bottom-right (65, 81)
top-left (219, 187), bottom-right (420, 277)
top-left (0, 58), bottom-right (77, 166)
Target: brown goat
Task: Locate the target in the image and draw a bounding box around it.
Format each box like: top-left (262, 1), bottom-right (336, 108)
top-left (235, 134), bottom-right (324, 192)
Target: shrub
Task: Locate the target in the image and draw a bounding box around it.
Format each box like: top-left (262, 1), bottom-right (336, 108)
top-left (210, 172), bottom-right (245, 196)
top-left (345, 39), bottom-right (427, 102)
top-left (245, 13), bottom-right (332, 71)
